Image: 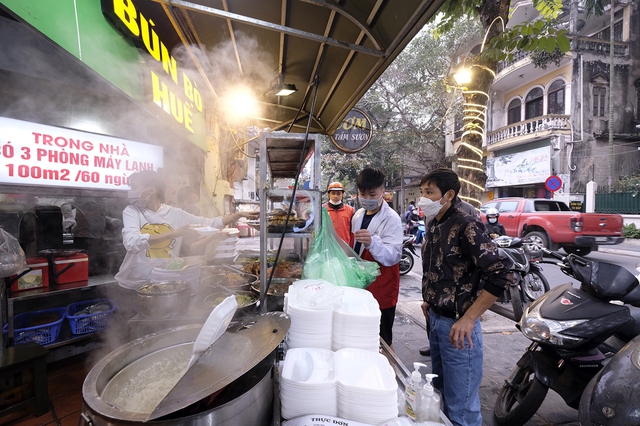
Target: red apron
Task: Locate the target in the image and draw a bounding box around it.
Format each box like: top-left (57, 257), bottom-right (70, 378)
top-left (361, 248), bottom-right (400, 309)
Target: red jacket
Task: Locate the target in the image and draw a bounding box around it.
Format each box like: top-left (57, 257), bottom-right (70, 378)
top-left (325, 202), bottom-right (354, 243)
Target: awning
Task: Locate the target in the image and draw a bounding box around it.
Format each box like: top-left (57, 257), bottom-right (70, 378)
top-left (139, 0), bottom-right (447, 134)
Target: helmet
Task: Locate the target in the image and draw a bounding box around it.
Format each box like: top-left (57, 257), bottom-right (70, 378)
top-left (486, 207), bottom-right (499, 219)
top-left (327, 182), bottom-right (345, 192)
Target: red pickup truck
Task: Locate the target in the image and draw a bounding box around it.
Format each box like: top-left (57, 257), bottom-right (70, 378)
top-left (480, 198), bottom-right (625, 256)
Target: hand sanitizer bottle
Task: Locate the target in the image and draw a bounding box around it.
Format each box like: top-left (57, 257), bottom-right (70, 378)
top-left (405, 362), bottom-right (427, 420)
top-left (417, 373), bottom-right (442, 423)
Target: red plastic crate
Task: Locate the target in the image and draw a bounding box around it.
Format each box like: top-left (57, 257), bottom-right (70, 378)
top-left (10, 257), bottom-right (49, 292)
top-left (53, 253), bottom-right (88, 284)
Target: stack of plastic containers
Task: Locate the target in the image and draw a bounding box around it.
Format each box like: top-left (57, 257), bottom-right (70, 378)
top-left (279, 347), bottom-right (398, 424)
top-left (285, 279), bottom-right (341, 350)
top-left (335, 348), bottom-right (398, 424)
top-left (280, 348), bottom-right (337, 419)
top-left (332, 287), bottom-right (381, 352)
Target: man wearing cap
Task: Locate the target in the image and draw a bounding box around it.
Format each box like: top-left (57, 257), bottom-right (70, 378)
top-left (325, 181), bottom-right (354, 243)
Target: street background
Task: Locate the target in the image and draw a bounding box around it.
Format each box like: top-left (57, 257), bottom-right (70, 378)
top-left (393, 239), bottom-right (640, 426)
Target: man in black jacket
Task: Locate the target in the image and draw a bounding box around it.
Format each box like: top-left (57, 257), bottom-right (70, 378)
top-left (419, 168), bottom-right (514, 426)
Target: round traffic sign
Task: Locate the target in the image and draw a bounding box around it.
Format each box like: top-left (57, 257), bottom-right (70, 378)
top-left (545, 175), bottom-right (562, 192)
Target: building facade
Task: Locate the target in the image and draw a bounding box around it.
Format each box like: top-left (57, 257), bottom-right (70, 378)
top-left (453, 0), bottom-right (640, 205)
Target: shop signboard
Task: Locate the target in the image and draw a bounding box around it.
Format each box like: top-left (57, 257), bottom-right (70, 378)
top-left (1, 0), bottom-right (206, 149)
top-left (486, 146), bottom-right (551, 188)
top-left (330, 108), bottom-right (373, 153)
top-left (0, 117), bottom-right (163, 190)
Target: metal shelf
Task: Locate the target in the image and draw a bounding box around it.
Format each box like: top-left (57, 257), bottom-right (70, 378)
top-left (258, 132), bottom-right (322, 312)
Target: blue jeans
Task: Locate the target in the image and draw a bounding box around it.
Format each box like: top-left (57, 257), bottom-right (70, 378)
top-left (429, 310), bottom-right (483, 426)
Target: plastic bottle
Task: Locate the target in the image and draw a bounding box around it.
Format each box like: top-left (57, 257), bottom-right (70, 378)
top-left (416, 373), bottom-right (442, 424)
top-left (405, 362), bottom-right (427, 420)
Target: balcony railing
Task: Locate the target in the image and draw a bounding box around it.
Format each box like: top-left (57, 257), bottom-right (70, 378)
top-left (487, 115), bottom-right (570, 146)
top-left (572, 36), bottom-right (629, 57)
top-left (496, 37), bottom-right (629, 74)
top-left (496, 50), bottom-right (530, 73)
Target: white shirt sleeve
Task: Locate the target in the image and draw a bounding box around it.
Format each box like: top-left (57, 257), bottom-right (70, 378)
top-left (120, 206), bottom-right (151, 253)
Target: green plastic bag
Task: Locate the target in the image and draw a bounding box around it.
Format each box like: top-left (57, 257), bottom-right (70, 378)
top-left (302, 208), bottom-right (380, 288)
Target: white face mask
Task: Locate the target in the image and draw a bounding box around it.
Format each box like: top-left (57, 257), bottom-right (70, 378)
top-left (128, 187), bottom-right (153, 209)
top-left (417, 197), bottom-right (443, 221)
top-left (360, 196), bottom-right (382, 211)
top-left (488, 217), bottom-right (498, 224)
top-left (328, 199), bottom-right (342, 206)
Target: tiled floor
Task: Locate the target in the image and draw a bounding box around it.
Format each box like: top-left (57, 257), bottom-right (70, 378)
top-left (0, 353), bottom-right (88, 426)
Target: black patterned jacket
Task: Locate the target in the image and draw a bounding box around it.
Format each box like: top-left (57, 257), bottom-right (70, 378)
top-left (421, 203), bottom-right (515, 318)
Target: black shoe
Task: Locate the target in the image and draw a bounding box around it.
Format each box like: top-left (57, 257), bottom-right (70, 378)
top-left (419, 347), bottom-right (431, 356)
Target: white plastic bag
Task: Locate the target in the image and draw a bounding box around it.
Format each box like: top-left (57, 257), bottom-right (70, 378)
top-left (0, 228), bottom-right (28, 278)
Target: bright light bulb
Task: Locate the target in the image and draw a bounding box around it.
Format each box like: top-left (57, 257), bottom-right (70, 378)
top-left (225, 86), bottom-right (258, 117)
top-left (454, 68), bottom-right (472, 85)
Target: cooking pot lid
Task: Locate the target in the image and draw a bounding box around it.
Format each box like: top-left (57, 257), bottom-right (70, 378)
top-left (146, 311), bottom-right (290, 421)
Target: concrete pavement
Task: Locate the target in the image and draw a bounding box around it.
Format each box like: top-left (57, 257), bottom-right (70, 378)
top-left (392, 301), bottom-right (580, 426)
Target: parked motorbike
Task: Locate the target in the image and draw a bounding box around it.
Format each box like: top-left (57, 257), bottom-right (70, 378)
top-left (399, 234), bottom-right (418, 276)
top-left (578, 261), bottom-right (640, 426)
top-left (493, 234), bottom-right (550, 321)
top-left (493, 249), bottom-right (640, 426)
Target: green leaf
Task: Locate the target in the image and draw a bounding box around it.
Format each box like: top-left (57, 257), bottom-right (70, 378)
top-left (544, 38), bottom-right (557, 53)
top-left (557, 34), bottom-right (571, 52)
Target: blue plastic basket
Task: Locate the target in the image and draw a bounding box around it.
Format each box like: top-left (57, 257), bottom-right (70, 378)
top-left (3, 307), bottom-right (66, 346)
top-left (66, 299), bottom-right (116, 335)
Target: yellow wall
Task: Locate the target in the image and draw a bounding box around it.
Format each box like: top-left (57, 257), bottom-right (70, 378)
top-left (504, 64), bottom-right (572, 101)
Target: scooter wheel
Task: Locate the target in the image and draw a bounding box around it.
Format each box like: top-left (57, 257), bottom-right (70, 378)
top-left (510, 285), bottom-right (524, 323)
top-left (494, 362), bottom-right (549, 426)
top-left (399, 251), bottom-right (414, 275)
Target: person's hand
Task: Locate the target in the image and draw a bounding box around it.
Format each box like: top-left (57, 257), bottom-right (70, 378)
top-left (450, 315), bottom-right (475, 350)
top-left (238, 211), bottom-right (259, 220)
top-left (63, 218), bottom-right (77, 231)
top-left (490, 233), bottom-right (499, 239)
top-left (421, 302), bottom-right (430, 320)
top-left (353, 229), bottom-right (372, 247)
top-left (176, 225), bottom-right (199, 238)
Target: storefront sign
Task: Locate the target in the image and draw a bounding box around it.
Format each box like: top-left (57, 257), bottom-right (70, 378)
top-left (486, 146), bottom-right (551, 188)
top-left (101, 0), bottom-right (204, 136)
top-left (0, 117), bottom-right (163, 190)
top-left (330, 108), bottom-right (373, 153)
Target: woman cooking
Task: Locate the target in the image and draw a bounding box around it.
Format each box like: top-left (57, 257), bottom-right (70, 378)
top-left (115, 170), bottom-right (258, 290)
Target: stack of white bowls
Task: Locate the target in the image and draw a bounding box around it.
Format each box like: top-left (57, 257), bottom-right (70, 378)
top-left (335, 348), bottom-right (398, 424)
top-left (285, 280), bottom-right (342, 350)
top-left (332, 287), bottom-right (381, 352)
top-left (280, 348), bottom-right (337, 419)
top-left (151, 256), bottom-right (203, 294)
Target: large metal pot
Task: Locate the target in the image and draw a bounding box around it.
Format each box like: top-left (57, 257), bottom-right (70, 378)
top-left (136, 281), bottom-right (191, 319)
top-left (82, 313), bottom-right (289, 425)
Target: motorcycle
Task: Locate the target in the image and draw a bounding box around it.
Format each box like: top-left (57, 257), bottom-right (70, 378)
top-left (493, 249), bottom-right (640, 426)
top-left (578, 261), bottom-right (640, 426)
top-left (399, 234), bottom-right (418, 275)
top-left (493, 234), bottom-right (550, 322)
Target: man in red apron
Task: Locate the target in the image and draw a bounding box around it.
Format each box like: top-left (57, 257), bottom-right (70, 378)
top-left (351, 168), bottom-right (403, 347)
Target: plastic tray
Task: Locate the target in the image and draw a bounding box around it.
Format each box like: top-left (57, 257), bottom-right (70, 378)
top-left (4, 307), bottom-right (67, 346)
top-left (66, 299), bottom-right (116, 335)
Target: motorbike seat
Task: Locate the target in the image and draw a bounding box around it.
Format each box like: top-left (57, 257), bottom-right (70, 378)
top-left (615, 305), bottom-right (640, 341)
